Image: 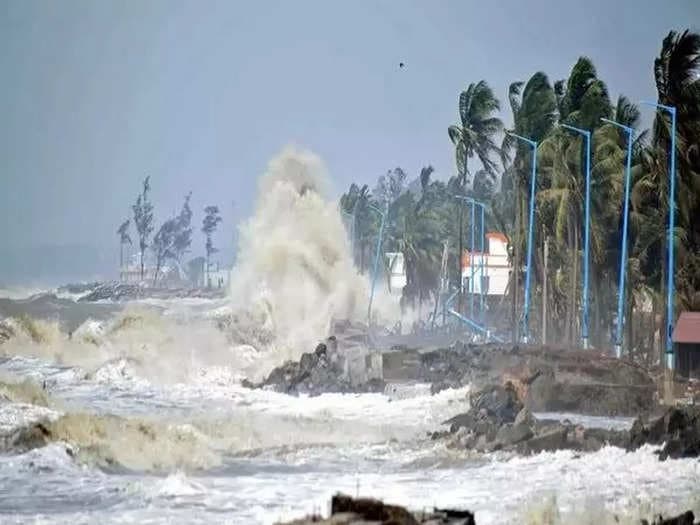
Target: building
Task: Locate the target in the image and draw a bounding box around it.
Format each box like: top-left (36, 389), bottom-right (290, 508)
top-left (385, 252), bottom-right (407, 295)
top-left (461, 232), bottom-right (511, 296)
top-left (672, 311), bottom-right (700, 379)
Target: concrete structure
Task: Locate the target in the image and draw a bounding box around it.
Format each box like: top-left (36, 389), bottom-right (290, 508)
top-left (461, 232), bottom-right (511, 295)
top-left (385, 252), bottom-right (407, 295)
top-left (672, 312), bottom-right (700, 379)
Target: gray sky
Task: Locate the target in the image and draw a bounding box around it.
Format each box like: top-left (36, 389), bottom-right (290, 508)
top-left (1, 0), bottom-right (698, 284)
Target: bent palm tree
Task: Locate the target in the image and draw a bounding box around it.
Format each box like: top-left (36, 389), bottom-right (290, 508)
top-left (448, 81), bottom-right (503, 313)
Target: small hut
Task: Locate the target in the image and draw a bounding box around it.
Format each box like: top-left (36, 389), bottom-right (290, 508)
top-left (672, 312), bottom-right (700, 379)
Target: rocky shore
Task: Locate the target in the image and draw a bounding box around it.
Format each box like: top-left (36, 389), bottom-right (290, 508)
top-left (252, 336), bottom-right (656, 416)
top-left (434, 382), bottom-right (699, 459)
top-left (250, 336), bottom-right (699, 460)
top-left (278, 494), bottom-right (699, 524)
top-left (69, 282), bottom-right (227, 302)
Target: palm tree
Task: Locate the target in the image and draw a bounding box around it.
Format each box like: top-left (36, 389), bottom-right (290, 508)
top-left (448, 81), bottom-right (503, 313)
top-left (651, 29), bottom-right (700, 314)
top-left (500, 72), bottom-right (556, 341)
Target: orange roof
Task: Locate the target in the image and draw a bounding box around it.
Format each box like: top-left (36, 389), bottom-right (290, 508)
top-left (486, 232), bottom-right (508, 242)
top-left (672, 312), bottom-right (700, 344)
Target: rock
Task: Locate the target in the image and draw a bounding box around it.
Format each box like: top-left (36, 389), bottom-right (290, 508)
top-left (280, 493), bottom-right (476, 524)
top-left (517, 426), bottom-right (569, 454)
top-left (514, 407), bottom-right (535, 428)
top-left (250, 339), bottom-right (385, 396)
top-left (495, 422), bottom-right (534, 447)
top-left (629, 406), bottom-right (700, 460)
top-left (331, 493), bottom-right (419, 524)
top-left (641, 511), bottom-right (697, 525)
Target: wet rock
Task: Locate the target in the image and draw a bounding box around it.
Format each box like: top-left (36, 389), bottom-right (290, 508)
top-left (629, 406), bottom-right (700, 460)
top-left (641, 511), bottom-right (697, 525)
top-left (517, 426), bottom-right (569, 454)
top-left (280, 494), bottom-right (476, 524)
top-left (494, 422), bottom-right (534, 448)
top-left (514, 407), bottom-right (535, 428)
top-left (381, 343), bottom-right (655, 416)
top-left (331, 493), bottom-right (419, 524)
top-left (249, 338), bottom-right (385, 396)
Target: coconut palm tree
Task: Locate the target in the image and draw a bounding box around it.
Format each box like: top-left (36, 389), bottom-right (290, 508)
top-left (499, 72), bottom-right (557, 341)
top-left (651, 29), bottom-right (700, 313)
top-left (448, 81), bottom-right (503, 313)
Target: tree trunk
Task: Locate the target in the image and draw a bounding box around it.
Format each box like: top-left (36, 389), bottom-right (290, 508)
top-left (206, 253), bottom-right (210, 289)
top-left (119, 242), bottom-right (124, 282)
top-left (543, 237), bottom-right (549, 346)
top-left (153, 262), bottom-right (161, 287)
top-left (140, 247), bottom-right (145, 282)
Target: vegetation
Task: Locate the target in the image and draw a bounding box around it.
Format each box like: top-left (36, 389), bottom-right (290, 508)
top-left (131, 176), bottom-right (154, 281)
top-left (123, 178), bottom-right (220, 287)
top-left (116, 219), bottom-right (132, 273)
top-left (202, 205), bottom-right (223, 288)
top-left (340, 29), bottom-right (700, 359)
top-left (151, 193), bottom-right (193, 286)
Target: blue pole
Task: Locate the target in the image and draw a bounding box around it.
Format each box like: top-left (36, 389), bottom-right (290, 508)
top-left (367, 202), bottom-right (387, 329)
top-left (505, 132), bottom-right (538, 343)
top-left (524, 143), bottom-right (537, 344)
top-left (668, 107), bottom-right (676, 369)
top-left (470, 200), bottom-right (475, 318)
top-left (601, 118), bottom-right (634, 359)
top-left (641, 101), bottom-right (677, 370)
top-left (561, 124), bottom-right (592, 349)
top-left (480, 203), bottom-right (485, 322)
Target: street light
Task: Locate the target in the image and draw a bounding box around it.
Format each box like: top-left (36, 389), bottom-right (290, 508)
top-left (455, 196), bottom-right (487, 322)
top-left (601, 117), bottom-right (634, 359)
top-left (561, 123), bottom-right (592, 350)
top-left (367, 200), bottom-right (388, 330)
top-left (641, 101), bottom-right (677, 370)
top-left (505, 132), bottom-right (537, 344)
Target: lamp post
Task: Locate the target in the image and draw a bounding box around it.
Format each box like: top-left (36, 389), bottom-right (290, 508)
top-left (480, 203), bottom-right (485, 321)
top-left (367, 201), bottom-right (388, 330)
top-left (641, 101), bottom-right (677, 370)
top-left (455, 196), bottom-right (487, 322)
top-left (561, 124), bottom-right (592, 350)
top-left (505, 132), bottom-right (538, 344)
top-left (601, 118), bottom-right (634, 359)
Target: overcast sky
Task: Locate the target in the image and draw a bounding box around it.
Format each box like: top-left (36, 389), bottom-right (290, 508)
top-left (1, 0), bottom-right (698, 284)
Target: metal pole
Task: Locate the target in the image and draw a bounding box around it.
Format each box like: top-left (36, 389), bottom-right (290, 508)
top-left (602, 118), bottom-right (634, 359)
top-left (561, 124), bottom-right (592, 349)
top-left (505, 133), bottom-right (538, 344)
top-left (641, 101), bottom-right (677, 370)
top-left (367, 202), bottom-right (387, 329)
top-left (470, 200), bottom-right (475, 318)
top-left (667, 108), bottom-right (676, 369)
top-left (523, 143), bottom-right (537, 344)
top-left (583, 132), bottom-right (591, 350)
top-left (480, 203), bottom-right (485, 323)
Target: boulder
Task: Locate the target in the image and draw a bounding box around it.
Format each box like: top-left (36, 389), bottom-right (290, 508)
top-left (629, 406), bottom-right (700, 460)
top-left (248, 338), bottom-right (385, 396)
top-left (517, 426), bottom-right (569, 454)
top-left (495, 422), bottom-right (534, 448)
top-left (641, 511), bottom-right (697, 525)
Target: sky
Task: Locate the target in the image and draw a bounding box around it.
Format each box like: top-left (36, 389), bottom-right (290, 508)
top-left (1, 0), bottom-right (698, 284)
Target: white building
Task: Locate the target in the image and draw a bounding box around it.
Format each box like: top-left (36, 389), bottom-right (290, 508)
top-left (462, 232), bottom-right (511, 296)
top-left (385, 252), bottom-right (407, 295)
